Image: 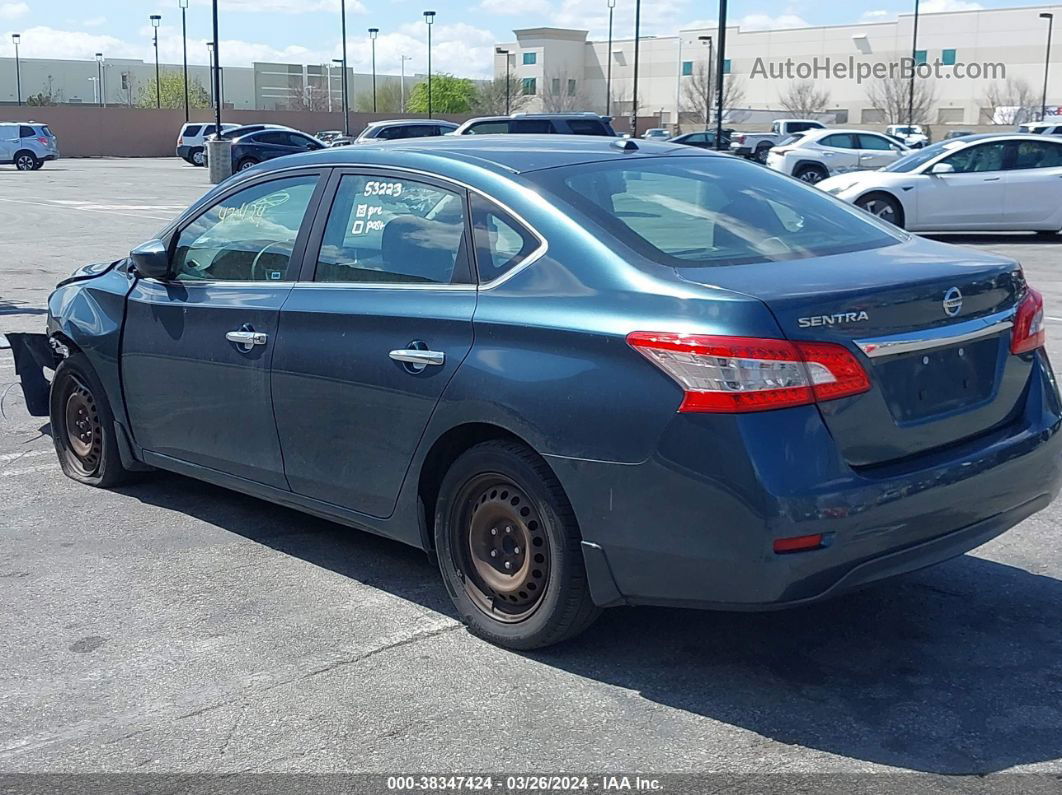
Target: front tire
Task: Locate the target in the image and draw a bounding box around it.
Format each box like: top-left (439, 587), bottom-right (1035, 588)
top-left (434, 440), bottom-right (601, 649)
top-left (856, 192), bottom-right (905, 228)
top-left (50, 353), bottom-right (132, 488)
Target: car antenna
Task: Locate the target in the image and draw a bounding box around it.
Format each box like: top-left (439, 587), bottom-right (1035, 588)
top-left (610, 139), bottom-right (639, 152)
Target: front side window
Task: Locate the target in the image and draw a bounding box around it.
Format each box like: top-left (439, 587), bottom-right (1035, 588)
top-left (471, 195), bottom-right (539, 283)
top-left (820, 133), bottom-right (857, 149)
top-left (511, 119), bottom-right (554, 134)
top-left (173, 175), bottom-right (319, 282)
top-left (530, 158), bottom-right (900, 268)
top-left (314, 174), bottom-right (469, 285)
top-left (941, 141), bottom-right (1008, 173)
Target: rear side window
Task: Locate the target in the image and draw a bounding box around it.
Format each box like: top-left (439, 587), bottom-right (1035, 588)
top-left (183, 124), bottom-right (202, 137)
top-left (314, 174), bottom-right (471, 285)
top-left (510, 119), bottom-right (555, 134)
top-left (567, 119), bottom-right (609, 136)
top-left (857, 134), bottom-right (895, 151)
top-left (820, 133), bottom-right (857, 149)
top-left (531, 158), bottom-right (900, 268)
top-left (1013, 140), bottom-right (1062, 169)
top-left (19, 125), bottom-right (34, 138)
top-left (471, 195), bottom-right (540, 283)
top-left (789, 122), bottom-right (821, 133)
top-left (465, 121), bottom-right (511, 135)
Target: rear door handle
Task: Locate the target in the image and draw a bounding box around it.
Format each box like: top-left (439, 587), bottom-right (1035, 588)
top-left (390, 349), bottom-right (445, 367)
top-left (226, 330), bottom-right (268, 346)
top-left (984, 176), bottom-right (1001, 181)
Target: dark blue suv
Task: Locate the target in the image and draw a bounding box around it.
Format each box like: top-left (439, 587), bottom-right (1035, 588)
top-left (24, 136), bottom-right (1062, 649)
top-left (228, 127), bottom-right (326, 172)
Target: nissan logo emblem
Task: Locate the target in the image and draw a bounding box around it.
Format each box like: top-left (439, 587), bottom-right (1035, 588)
top-left (943, 287), bottom-right (963, 317)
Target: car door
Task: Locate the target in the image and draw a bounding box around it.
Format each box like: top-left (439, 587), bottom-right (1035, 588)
top-left (251, 131), bottom-right (298, 162)
top-left (1000, 139), bottom-right (1062, 228)
top-left (0, 124), bottom-right (16, 162)
top-left (271, 169), bottom-right (477, 518)
top-left (122, 170), bottom-right (327, 487)
top-left (856, 133), bottom-right (904, 170)
top-left (815, 133), bottom-right (861, 174)
top-left (914, 141), bottom-right (1008, 229)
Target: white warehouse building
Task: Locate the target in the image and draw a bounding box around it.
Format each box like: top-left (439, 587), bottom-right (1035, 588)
top-left (494, 3), bottom-right (1062, 132)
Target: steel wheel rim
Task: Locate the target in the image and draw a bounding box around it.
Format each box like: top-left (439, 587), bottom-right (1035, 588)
top-left (192, 150), bottom-right (205, 166)
top-left (863, 199), bottom-right (896, 223)
top-left (62, 377), bottom-right (102, 474)
top-left (455, 474), bottom-right (551, 624)
top-left (239, 160), bottom-right (255, 171)
top-left (16, 155), bottom-right (33, 170)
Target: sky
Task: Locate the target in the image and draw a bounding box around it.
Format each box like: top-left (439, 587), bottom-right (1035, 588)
top-left (0, 0), bottom-right (1050, 79)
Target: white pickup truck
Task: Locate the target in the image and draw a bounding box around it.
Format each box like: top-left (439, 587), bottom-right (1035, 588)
top-left (730, 119), bottom-right (827, 162)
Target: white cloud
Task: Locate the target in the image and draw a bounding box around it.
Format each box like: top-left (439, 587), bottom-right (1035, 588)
top-left (82, 16), bottom-right (107, 28)
top-left (478, 0), bottom-right (550, 16)
top-left (921, 0), bottom-right (983, 11)
top-left (737, 13), bottom-right (809, 31)
top-left (861, 9), bottom-right (890, 20)
top-left (189, 0), bottom-right (366, 13)
top-left (550, 0), bottom-right (691, 38)
top-left (0, 2), bottom-right (29, 21)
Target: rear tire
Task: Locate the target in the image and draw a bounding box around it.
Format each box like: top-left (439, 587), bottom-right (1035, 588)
top-left (754, 144), bottom-right (772, 164)
top-left (856, 192), bottom-right (905, 228)
top-left (237, 158), bottom-right (258, 172)
top-left (31, 160), bottom-right (44, 170)
top-left (50, 353), bottom-right (133, 488)
top-left (14, 151), bottom-right (38, 171)
top-left (191, 148), bottom-right (206, 167)
top-left (434, 440), bottom-right (601, 650)
top-left (794, 164), bottom-right (828, 184)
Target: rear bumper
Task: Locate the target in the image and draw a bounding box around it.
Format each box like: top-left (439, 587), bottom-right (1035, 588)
top-left (550, 353), bottom-right (1062, 609)
top-left (176, 145), bottom-right (195, 159)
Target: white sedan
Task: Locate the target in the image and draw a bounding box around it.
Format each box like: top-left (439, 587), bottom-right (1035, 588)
top-left (818, 134), bottom-right (1062, 235)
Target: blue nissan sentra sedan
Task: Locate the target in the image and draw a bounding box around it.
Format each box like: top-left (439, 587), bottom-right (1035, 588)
top-left (18, 136), bottom-right (1062, 649)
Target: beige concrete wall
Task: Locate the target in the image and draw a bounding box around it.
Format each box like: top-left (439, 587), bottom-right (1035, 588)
top-left (8, 107), bottom-right (473, 158)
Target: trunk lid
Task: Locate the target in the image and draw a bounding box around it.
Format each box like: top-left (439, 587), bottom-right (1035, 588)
top-left (676, 237), bottom-right (1030, 467)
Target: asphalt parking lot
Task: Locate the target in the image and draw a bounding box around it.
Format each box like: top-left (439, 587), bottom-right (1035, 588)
top-left (2, 158), bottom-right (1062, 777)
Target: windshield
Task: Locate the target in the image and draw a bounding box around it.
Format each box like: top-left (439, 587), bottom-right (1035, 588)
top-left (882, 139), bottom-right (966, 172)
top-left (529, 156), bottom-right (901, 268)
top-left (892, 126), bottom-right (921, 135)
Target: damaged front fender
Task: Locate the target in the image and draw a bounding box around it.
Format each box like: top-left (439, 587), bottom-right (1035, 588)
top-left (6, 332), bottom-right (56, 416)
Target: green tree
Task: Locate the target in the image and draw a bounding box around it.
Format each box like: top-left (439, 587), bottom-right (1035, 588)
top-left (405, 74), bottom-right (476, 114)
top-left (137, 70), bottom-right (211, 110)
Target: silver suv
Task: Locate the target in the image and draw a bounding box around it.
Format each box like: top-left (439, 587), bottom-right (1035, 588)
top-left (0, 122), bottom-right (59, 170)
top-left (176, 122), bottom-right (238, 166)
top-left (355, 119), bottom-right (459, 143)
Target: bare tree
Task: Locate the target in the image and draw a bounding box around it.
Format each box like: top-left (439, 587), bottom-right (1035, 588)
top-left (681, 62), bottom-right (746, 124)
top-left (777, 79), bottom-right (830, 118)
top-left (289, 84), bottom-right (332, 112)
top-left (979, 77), bottom-right (1039, 125)
top-left (472, 75), bottom-right (532, 115)
top-left (864, 73), bottom-right (936, 125)
top-left (541, 71), bottom-right (591, 113)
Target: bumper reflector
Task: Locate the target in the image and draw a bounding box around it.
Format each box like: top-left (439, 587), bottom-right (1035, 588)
top-left (773, 533), bottom-right (825, 554)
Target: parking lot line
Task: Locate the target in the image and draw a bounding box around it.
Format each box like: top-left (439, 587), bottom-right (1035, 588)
top-left (0, 450), bottom-right (50, 463)
top-left (0, 464), bottom-right (54, 478)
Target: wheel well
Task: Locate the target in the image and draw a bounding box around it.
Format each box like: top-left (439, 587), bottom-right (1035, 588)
top-left (856, 190), bottom-right (906, 227)
top-left (417, 423), bottom-right (530, 550)
top-left (793, 159), bottom-right (828, 175)
top-left (13, 149), bottom-right (34, 161)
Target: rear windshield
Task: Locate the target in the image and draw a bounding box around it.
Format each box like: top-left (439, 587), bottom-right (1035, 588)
top-left (530, 156), bottom-right (901, 267)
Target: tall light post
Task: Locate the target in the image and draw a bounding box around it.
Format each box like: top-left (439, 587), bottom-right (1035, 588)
top-left (150, 14), bottom-right (162, 108)
top-left (340, 0), bottom-right (350, 135)
top-left (606, 0), bottom-right (615, 116)
top-left (332, 58), bottom-right (348, 125)
top-left (698, 35), bottom-right (712, 132)
top-left (496, 48), bottom-right (511, 114)
top-left (179, 0), bottom-right (189, 121)
top-left (715, 0), bottom-right (728, 150)
top-left (631, 0), bottom-right (641, 136)
top-left (210, 0), bottom-right (221, 130)
top-left (424, 10), bottom-right (436, 118)
top-left (907, 0), bottom-right (920, 128)
top-left (1041, 12), bottom-right (1055, 122)
top-left (400, 54), bottom-right (412, 111)
top-left (368, 27), bottom-right (379, 113)
top-left (95, 52), bottom-right (105, 107)
top-left (11, 34), bottom-right (21, 107)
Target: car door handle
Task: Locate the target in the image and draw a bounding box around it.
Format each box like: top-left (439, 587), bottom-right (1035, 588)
top-left (226, 330), bottom-right (268, 346)
top-left (984, 177), bottom-right (1001, 181)
top-left (390, 349), bottom-right (445, 367)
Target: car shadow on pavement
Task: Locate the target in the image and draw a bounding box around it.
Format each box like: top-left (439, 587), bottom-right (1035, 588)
top-left (116, 472), bottom-right (1062, 776)
top-left (923, 232), bottom-right (1061, 246)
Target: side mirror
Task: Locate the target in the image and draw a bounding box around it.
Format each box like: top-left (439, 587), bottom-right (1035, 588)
top-left (929, 162), bottom-right (956, 175)
top-left (129, 238), bottom-right (173, 280)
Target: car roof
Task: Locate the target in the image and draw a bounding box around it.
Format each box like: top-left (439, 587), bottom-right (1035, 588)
top-left (250, 134), bottom-right (711, 176)
top-left (462, 113), bottom-right (607, 123)
top-left (367, 119), bottom-right (459, 128)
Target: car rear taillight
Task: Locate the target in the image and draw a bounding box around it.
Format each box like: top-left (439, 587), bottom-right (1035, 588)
top-left (178, 135), bottom-right (184, 145)
top-left (627, 332), bottom-right (871, 413)
top-left (734, 134), bottom-right (746, 144)
top-left (36, 137), bottom-right (49, 145)
top-left (773, 533), bottom-right (825, 553)
top-left (1011, 287), bottom-right (1045, 355)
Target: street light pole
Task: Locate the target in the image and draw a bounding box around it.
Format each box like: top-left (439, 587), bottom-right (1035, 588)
top-left (211, 0), bottom-right (221, 130)
top-left (340, 0), bottom-right (350, 135)
top-left (11, 34), bottom-right (21, 107)
top-left (496, 48), bottom-right (511, 114)
top-left (424, 11), bottom-right (436, 119)
top-left (332, 58), bottom-right (347, 125)
top-left (96, 52), bottom-right (105, 107)
top-left (150, 14), bottom-right (162, 108)
top-left (606, 0), bottom-right (615, 116)
top-left (1041, 12), bottom-right (1055, 122)
top-left (206, 41), bottom-right (214, 108)
top-left (400, 54), bottom-right (411, 111)
top-left (179, 0), bottom-right (189, 121)
top-left (698, 35), bottom-right (712, 132)
top-left (908, 0), bottom-right (920, 128)
top-left (368, 28), bottom-right (379, 113)
top-left (631, 0), bottom-right (641, 137)
top-left (715, 0), bottom-right (728, 150)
